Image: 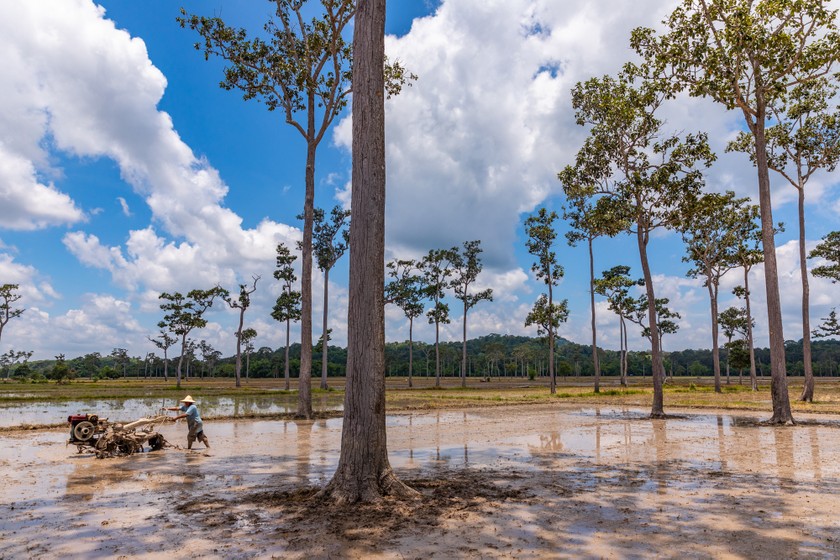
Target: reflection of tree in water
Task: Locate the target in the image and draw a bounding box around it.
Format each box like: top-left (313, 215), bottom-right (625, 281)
top-left (293, 420), bottom-right (314, 483)
top-left (716, 415), bottom-right (728, 472)
top-left (773, 427), bottom-right (795, 481)
top-left (809, 426), bottom-right (822, 481)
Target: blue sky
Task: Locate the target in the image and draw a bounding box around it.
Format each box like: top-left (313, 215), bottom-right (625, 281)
top-left (1, 0), bottom-right (838, 361)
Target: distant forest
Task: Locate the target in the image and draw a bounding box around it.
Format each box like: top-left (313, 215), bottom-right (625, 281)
top-left (8, 333), bottom-right (840, 382)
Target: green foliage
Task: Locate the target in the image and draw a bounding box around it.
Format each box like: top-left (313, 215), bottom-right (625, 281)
top-left (0, 283), bottom-right (24, 343)
top-left (810, 231), bottom-right (840, 283)
top-left (311, 206), bottom-right (350, 273)
top-left (272, 243), bottom-right (303, 326)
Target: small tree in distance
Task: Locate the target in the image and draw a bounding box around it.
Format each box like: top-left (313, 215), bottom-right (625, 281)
top-left (385, 258), bottom-right (425, 388)
top-left (224, 276), bottom-right (260, 388)
top-left (158, 288), bottom-right (225, 388)
top-left (420, 247), bottom-right (458, 388)
top-left (524, 207), bottom-right (568, 395)
top-left (272, 243), bottom-right (302, 391)
top-left (148, 330), bottom-right (175, 381)
top-left (450, 240), bottom-right (493, 388)
top-left (311, 206), bottom-right (350, 390)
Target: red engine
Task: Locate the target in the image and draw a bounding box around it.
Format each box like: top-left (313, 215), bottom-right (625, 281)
top-left (68, 414), bottom-right (100, 443)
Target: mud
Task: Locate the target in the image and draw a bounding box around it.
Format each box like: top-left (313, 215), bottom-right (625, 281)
top-left (2, 404), bottom-right (840, 558)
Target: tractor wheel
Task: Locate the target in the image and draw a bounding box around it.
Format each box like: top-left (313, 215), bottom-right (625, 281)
top-left (73, 421), bottom-right (95, 442)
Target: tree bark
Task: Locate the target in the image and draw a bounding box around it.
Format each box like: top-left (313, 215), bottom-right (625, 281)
top-left (461, 301), bottom-right (467, 388)
top-left (744, 266), bottom-right (758, 391)
top-left (589, 237), bottom-right (600, 393)
top-left (321, 268), bottom-right (330, 390)
top-left (323, 0), bottom-right (414, 503)
top-left (408, 318), bottom-right (414, 388)
top-left (752, 115), bottom-right (793, 424)
top-left (797, 185), bottom-right (814, 402)
top-left (548, 278), bottom-right (556, 395)
top-left (297, 95), bottom-right (317, 419)
top-left (637, 224), bottom-right (665, 418)
top-left (708, 280), bottom-right (721, 393)
top-left (235, 307), bottom-right (244, 388)
top-left (284, 318), bottom-right (291, 391)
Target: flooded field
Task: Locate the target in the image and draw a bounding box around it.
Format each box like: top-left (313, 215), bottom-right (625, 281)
top-left (0, 393), bottom-right (343, 429)
top-left (3, 403), bottom-right (840, 558)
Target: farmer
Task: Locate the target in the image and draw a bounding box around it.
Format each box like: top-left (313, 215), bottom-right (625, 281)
top-left (164, 395), bottom-right (210, 449)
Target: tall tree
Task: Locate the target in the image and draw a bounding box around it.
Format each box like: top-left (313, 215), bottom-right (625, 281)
top-left (180, 1), bottom-right (411, 419)
top-left (312, 205), bottom-right (350, 389)
top-left (0, 284), bottom-right (24, 347)
top-left (729, 78), bottom-right (840, 401)
top-left (158, 288), bottom-right (224, 388)
top-left (524, 207), bottom-right (568, 395)
top-left (631, 0), bottom-right (840, 423)
top-left (420, 247), bottom-right (458, 387)
top-left (680, 191), bottom-right (748, 393)
top-left (385, 258), bottom-right (424, 388)
top-left (450, 240), bottom-right (493, 388)
top-left (594, 265), bottom-right (638, 387)
top-left (224, 276), bottom-right (260, 388)
top-left (272, 243), bottom-right (302, 391)
top-left (148, 330), bottom-right (175, 381)
top-left (562, 70), bottom-right (712, 417)
top-left (560, 194), bottom-right (625, 393)
top-left (323, 0), bottom-right (413, 503)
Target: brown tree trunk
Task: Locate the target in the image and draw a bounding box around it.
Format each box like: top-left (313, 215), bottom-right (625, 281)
top-left (461, 301), bottom-right (467, 388)
top-left (548, 279), bottom-right (556, 395)
top-left (323, 0), bottom-right (414, 503)
top-left (744, 267), bottom-right (758, 391)
top-left (637, 224), bottom-right (665, 418)
top-left (321, 268), bottom-right (330, 390)
top-left (284, 318), bottom-right (291, 391)
top-left (235, 308), bottom-right (244, 388)
top-left (708, 280), bottom-right (721, 393)
top-left (408, 318), bottom-right (414, 388)
top-left (797, 185), bottom-right (814, 402)
top-left (589, 237), bottom-right (600, 393)
top-left (297, 97), bottom-right (317, 419)
top-left (752, 115), bottom-right (793, 424)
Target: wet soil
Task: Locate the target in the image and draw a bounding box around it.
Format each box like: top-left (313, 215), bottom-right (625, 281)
top-left (2, 404), bottom-right (840, 559)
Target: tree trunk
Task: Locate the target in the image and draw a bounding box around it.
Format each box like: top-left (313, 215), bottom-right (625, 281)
top-left (637, 224), bottom-right (665, 418)
top-left (284, 318), bottom-right (291, 391)
top-left (708, 279), bottom-right (721, 393)
top-left (408, 318), bottom-right (414, 388)
top-left (461, 301), bottom-right (467, 388)
top-left (797, 185), bottom-right (814, 402)
top-left (589, 237), bottom-right (600, 393)
top-left (744, 266), bottom-right (758, 391)
top-left (321, 268), bottom-right (330, 390)
top-left (323, 0), bottom-right (414, 503)
top-left (752, 115), bottom-right (793, 424)
top-left (548, 275), bottom-right (556, 395)
top-left (620, 316), bottom-right (627, 387)
top-left (297, 97), bottom-right (317, 419)
top-left (235, 308), bottom-right (244, 388)
top-left (434, 320), bottom-right (441, 387)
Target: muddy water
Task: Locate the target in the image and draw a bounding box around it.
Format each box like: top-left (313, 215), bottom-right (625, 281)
top-left (0, 393), bottom-right (343, 429)
top-left (3, 405), bottom-right (840, 558)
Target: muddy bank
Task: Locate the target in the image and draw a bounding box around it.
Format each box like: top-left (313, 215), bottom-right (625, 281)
top-left (2, 404), bottom-right (840, 558)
